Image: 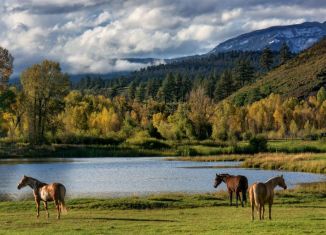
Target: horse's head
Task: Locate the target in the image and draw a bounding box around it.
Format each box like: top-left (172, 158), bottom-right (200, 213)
top-left (214, 174), bottom-right (224, 188)
top-left (17, 175), bottom-right (29, 190)
top-left (278, 175), bottom-right (287, 190)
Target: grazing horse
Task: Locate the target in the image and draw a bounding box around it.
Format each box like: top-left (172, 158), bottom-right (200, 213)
top-left (17, 175), bottom-right (67, 219)
top-left (214, 173), bottom-right (248, 207)
top-left (249, 175), bottom-right (287, 221)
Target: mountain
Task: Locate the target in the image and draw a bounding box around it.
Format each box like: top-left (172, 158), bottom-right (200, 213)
top-left (229, 37), bottom-right (326, 105)
top-left (211, 21), bottom-right (326, 53)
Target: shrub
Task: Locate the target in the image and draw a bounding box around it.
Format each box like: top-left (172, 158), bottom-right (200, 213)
top-left (248, 136), bottom-right (267, 153)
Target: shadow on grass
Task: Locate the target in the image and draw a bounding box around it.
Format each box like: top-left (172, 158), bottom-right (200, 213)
top-left (69, 217), bottom-right (178, 222)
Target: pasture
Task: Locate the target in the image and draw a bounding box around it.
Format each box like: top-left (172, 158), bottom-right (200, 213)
top-left (0, 183), bottom-right (325, 235)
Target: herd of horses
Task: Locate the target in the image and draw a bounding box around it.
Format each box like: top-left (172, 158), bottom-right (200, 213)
top-left (17, 174), bottom-right (287, 221)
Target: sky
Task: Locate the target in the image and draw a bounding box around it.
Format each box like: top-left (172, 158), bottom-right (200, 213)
top-left (0, 0), bottom-right (326, 76)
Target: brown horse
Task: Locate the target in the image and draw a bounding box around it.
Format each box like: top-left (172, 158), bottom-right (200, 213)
top-left (214, 173), bottom-right (248, 207)
top-left (249, 175), bottom-right (287, 221)
top-left (17, 175), bottom-right (67, 219)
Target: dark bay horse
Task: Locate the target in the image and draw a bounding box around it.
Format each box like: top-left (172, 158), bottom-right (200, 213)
top-left (249, 175), bottom-right (287, 220)
top-left (17, 175), bottom-right (67, 219)
top-left (214, 173), bottom-right (248, 207)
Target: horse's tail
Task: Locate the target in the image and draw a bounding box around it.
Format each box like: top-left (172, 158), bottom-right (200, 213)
top-left (59, 184), bottom-right (67, 214)
top-left (243, 177), bottom-right (249, 203)
top-left (242, 189), bottom-right (247, 204)
top-left (249, 185), bottom-right (254, 207)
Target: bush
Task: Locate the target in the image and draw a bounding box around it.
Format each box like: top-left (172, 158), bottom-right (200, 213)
top-left (52, 134), bottom-right (123, 145)
top-left (248, 136), bottom-right (268, 153)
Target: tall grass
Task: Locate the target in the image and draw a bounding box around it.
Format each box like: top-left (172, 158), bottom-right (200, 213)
top-left (242, 153), bottom-right (326, 174)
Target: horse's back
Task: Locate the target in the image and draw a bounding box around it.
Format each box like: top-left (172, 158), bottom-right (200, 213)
top-left (252, 183), bottom-right (268, 205)
top-left (52, 183), bottom-right (66, 201)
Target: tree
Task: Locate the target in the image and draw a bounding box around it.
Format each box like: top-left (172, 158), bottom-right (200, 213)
top-left (317, 87), bottom-right (326, 103)
top-left (0, 46), bottom-right (14, 90)
top-left (279, 42), bottom-right (291, 65)
top-left (135, 83), bottom-right (146, 102)
top-left (188, 86), bottom-right (214, 139)
top-left (235, 59), bottom-right (254, 87)
top-left (127, 81), bottom-right (137, 100)
top-left (260, 47), bottom-right (273, 71)
top-left (21, 60), bottom-right (69, 144)
top-left (214, 70), bottom-right (234, 101)
top-left (160, 73), bottom-right (176, 103)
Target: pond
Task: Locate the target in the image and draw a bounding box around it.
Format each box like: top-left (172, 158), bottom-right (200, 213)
top-left (0, 157), bottom-right (325, 199)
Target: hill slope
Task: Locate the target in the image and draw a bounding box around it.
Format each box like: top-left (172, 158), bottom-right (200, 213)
top-left (211, 21), bottom-right (326, 53)
top-left (230, 37), bottom-right (326, 105)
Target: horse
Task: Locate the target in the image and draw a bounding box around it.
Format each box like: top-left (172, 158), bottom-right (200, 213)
top-left (249, 175), bottom-right (287, 221)
top-left (17, 175), bottom-right (67, 219)
top-left (214, 173), bottom-right (248, 207)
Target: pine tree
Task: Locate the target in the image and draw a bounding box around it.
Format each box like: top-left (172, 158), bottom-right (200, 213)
top-left (135, 83), bottom-right (146, 102)
top-left (161, 73), bottom-right (176, 103)
top-left (127, 81), bottom-right (137, 100)
top-left (235, 59), bottom-right (254, 87)
top-left (214, 70), bottom-right (234, 101)
top-left (279, 42), bottom-right (291, 65)
top-left (260, 47), bottom-right (273, 71)
top-left (317, 87), bottom-right (326, 103)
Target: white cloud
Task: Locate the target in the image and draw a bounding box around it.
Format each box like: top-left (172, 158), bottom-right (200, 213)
top-left (0, 0), bottom-right (325, 75)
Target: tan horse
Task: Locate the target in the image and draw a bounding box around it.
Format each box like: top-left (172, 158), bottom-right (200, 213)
top-left (249, 175), bottom-right (287, 220)
top-left (17, 175), bottom-right (67, 219)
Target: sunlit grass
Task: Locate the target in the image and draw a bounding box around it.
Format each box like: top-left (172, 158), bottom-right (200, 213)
top-left (0, 183), bottom-right (325, 234)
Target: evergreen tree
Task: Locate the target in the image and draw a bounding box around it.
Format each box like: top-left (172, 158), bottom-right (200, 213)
top-left (135, 83), bottom-right (146, 102)
top-left (235, 59), bottom-right (254, 87)
top-left (206, 72), bottom-right (217, 99)
top-left (180, 75), bottom-right (192, 102)
top-left (214, 70), bottom-right (234, 101)
top-left (260, 47), bottom-right (273, 71)
top-left (127, 81), bottom-right (137, 100)
top-left (317, 87), bottom-right (326, 103)
top-left (174, 73), bottom-right (183, 102)
top-left (279, 42), bottom-right (291, 65)
top-left (161, 73), bottom-right (176, 103)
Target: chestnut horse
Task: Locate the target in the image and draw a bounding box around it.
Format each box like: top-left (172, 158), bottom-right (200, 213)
top-left (249, 175), bottom-right (287, 221)
top-left (17, 175), bottom-right (67, 219)
top-left (214, 173), bottom-right (248, 207)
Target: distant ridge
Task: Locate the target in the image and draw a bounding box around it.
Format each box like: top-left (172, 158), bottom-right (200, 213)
top-left (211, 21), bottom-right (326, 53)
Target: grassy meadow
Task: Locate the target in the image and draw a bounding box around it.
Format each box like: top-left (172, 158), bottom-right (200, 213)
top-left (0, 183), bottom-right (325, 235)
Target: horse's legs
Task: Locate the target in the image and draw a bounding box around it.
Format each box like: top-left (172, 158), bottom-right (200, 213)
top-left (262, 205), bottom-right (265, 220)
top-left (269, 203), bottom-right (272, 220)
top-left (241, 191), bottom-right (245, 207)
top-left (43, 201), bottom-right (49, 218)
top-left (251, 201), bottom-right (255, 221)
top-left (235, 192), bottom-right (239, 208)
top-left (229, 191), bottom-right (233, 206)
top-left (55, 200), bottom-right (60, 219)
top-left (35, 199), bottom-right (40, 218)
top-left (259, 205), bottom-right (262, 220)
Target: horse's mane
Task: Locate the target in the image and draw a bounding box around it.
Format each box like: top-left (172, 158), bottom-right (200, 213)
top-left (265, 175), bottom-right (281, 184)
top-left (27, 176), bottom-right (47, 187)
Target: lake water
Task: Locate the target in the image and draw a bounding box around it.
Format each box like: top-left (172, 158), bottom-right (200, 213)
top-left (0, 157), bottom-right (325, 199)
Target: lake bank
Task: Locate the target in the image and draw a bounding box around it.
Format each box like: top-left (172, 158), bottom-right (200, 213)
top-left (0, 182), bottom-right (325, 234)
top-left (1, 139), bottom-right (326, 158)
top-left (167, 153), bottom-right (326, 174)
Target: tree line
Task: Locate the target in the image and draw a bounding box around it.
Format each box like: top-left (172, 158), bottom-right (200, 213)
top-left (2, 43), bottom-right (321, 145)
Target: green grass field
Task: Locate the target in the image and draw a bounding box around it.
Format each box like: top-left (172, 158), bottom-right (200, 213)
top-left (0, 183), bottom-right (325, 235)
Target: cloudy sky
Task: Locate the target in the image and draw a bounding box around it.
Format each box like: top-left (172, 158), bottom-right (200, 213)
top-left (0, 0), bottom-right (325, 76)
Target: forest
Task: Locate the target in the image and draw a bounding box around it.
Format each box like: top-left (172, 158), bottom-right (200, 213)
top-left (0, 42), bottom-right (325, 146)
